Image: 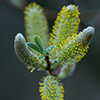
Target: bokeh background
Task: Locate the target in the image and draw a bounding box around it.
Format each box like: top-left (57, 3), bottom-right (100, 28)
top-left (0, 0), bottom-right (100, 100)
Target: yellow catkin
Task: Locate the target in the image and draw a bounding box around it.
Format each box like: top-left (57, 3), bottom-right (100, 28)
top-left (48, 5), bottom-right (94, 70)
top-left (49, 5), bottom-right (80, 45)
top-left (39, 75), bottom-right (64, 100)
top-left (24, 2), bottom-right (49, 47)
top-left (48, 5), bottom-right (80, 60)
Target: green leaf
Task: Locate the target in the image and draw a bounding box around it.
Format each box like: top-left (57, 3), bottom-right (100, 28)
top-left (38, 56), bottom-right (45, 60)
top-left (46, 45), bottom-right (56, 53)
top-left (27, 42), bottom-right (43, 54)
top-left (33, 35), bottom-right (45, 55)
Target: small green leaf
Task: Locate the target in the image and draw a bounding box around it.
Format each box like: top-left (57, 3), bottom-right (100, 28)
top-left (46, 45), bottom-right (56, 53)
top-left (38, 56), bottom-right (45, 60)
top-left (33, 35), bottom-right (45, 55)
top-left (27, 42), bottom-right (43, 54)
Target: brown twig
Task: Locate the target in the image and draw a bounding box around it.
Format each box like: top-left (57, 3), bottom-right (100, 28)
top-left (45, 53), bottom-right (53, 74)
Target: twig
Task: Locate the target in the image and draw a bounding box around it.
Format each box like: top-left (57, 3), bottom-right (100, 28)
top-left (45, 53), bottom-right (53, 74)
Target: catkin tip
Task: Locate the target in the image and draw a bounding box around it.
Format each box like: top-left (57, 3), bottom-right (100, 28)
top-left (79, 26), bottom-right (95, 46)
top-left (14, 33), bottom-right (25, 42)
top-left (83, 26), bottom-right (95, 35)
top-left (66, 5), bottom-right (76, 11)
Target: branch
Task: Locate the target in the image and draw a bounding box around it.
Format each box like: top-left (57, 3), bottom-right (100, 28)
top-left (45, 53), bottom-right (53, 74)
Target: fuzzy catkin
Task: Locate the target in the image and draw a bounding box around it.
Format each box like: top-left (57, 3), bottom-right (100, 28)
top-left (14, 33), bottom-right (38, 67)
top-left (39, 75), bottom-right (64, 100)
top-left (24, 2), bottom-right (49, 47)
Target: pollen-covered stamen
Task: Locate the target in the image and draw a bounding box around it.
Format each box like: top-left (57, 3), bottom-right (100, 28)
top-left (14, 33), bottom-right (38, 67)
top-left (39, 75), bottom-right (64, 100)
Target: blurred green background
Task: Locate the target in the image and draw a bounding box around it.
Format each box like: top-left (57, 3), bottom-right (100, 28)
top-left (0, 0), bottom-right (100, 100)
